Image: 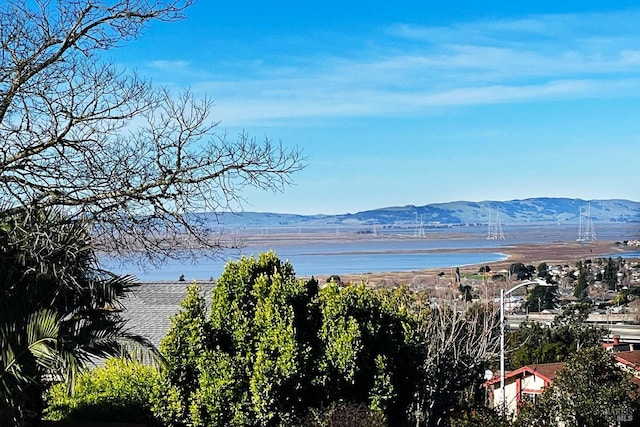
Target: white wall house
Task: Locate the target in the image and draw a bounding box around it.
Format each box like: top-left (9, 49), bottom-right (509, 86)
top-left (484, 362), bottom-right (564, 418)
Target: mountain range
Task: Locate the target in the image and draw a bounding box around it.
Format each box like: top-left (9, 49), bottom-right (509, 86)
top-left (198, 198), bottom-right (640, 230)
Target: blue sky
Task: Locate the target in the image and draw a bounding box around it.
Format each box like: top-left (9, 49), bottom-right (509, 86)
top-left (111, 1), bottom-right (640, 215)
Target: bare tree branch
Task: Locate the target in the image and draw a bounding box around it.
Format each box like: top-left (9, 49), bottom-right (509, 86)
top-left (0, 1), bottom-right (306, 264)
top-left (413, 302), bottom-right (501, 427)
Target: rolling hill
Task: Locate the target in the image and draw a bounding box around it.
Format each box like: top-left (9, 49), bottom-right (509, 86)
top-left (196, 198), bottom-right (640, 230)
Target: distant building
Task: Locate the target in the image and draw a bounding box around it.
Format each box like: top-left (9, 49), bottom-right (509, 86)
top-left (615, 351), bottom-right (640, 381)
top-left (603, 335), bottom-right (636, 352)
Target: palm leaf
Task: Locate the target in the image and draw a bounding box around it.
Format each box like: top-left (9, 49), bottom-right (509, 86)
top-left (1, 310), bottom-right (60, 380)
top-left (1, 308), bottom-right (61, 413)
top-left (1, 209), bottom-right (161, 419)
top-left (26, 310), bottom-right (62, 372)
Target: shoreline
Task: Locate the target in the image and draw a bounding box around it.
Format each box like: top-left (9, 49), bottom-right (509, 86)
top-left (307, 240), bottom-right (639, 288)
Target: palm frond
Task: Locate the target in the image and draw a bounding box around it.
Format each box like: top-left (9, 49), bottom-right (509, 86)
top-left (1, 308), bottom-right (62, 414)
top-left (1, 209), bottom-right (158, 420)
top-left (1, 310), bottom-right (60, 380)
top-left (25, 309), bottom-right (60, 372)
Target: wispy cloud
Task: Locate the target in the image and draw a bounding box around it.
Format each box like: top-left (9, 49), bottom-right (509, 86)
top-left (147, 60), bottom-right (192, 73)
top-left (150, 10), bottom-right (640, 125)
top-left (199, 78), bottom-right (640, 125)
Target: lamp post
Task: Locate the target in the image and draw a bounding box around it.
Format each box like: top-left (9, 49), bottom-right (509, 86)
top-left (500, 278), bottom-right (554, 417)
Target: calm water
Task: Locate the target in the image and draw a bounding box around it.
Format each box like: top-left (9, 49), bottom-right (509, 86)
top-left (104, 248), bottom-right (508, 282)
top-left (102, 222), bottom-right (639, 282)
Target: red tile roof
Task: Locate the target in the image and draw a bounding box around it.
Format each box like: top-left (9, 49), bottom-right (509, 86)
top-left (527, 362), bottom-right (565, 382)
top-left (485, 362), bottom-right (565, 386)
top-left (615, 351), bottom-right (640, 371)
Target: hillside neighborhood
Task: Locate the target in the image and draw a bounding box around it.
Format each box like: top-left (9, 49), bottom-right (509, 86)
top-left (3, 0), bottom-right (640, 425)
top-left (103, 244), bottom-right (640, 426)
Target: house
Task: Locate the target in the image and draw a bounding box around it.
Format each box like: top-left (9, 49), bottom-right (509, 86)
top-left (484, 362), bottom-right (565, 417)
top-left (120, 280), bottom-right (216, 347)
top-left (603, 335), bottom-right (636, 352)
top-left (485, 350), bottom-right (640, 420)
top-left (615, 351), bottom-right (640, 381)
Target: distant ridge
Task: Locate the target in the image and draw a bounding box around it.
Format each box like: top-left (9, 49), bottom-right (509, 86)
top-left (193, 198), bottom-right (640, 229)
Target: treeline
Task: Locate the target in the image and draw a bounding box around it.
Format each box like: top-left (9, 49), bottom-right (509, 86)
top-left (45, 252), bottom-right (502, 427)
top-left (39, 252), bottom-right (640, 427)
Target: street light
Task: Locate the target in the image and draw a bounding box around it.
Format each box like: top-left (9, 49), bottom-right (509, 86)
top-left (500, 278), bottom-right (554, 417)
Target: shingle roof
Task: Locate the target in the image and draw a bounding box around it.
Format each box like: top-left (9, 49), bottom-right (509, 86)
top-left (120, 281), bottom-right (215, 348)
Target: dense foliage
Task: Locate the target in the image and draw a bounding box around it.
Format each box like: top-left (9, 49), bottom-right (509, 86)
top-left (44, 358), bottom-right (161, 423)
top-left (509, 263), bottom-right (536, 281)
top-left (147, 252), bottom-right (501, 427)
top-left (40, 251), bottom-right (636, 427)
top-left (154, 252), bottom-right (425, 426)
top-left (0, 211), bottom-right (154, 426)
top-left (508, 304), bottom-right (604, 369)
top-left (525, 284), bottom-right (558, 312)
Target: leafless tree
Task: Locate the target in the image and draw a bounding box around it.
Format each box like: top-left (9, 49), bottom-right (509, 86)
top-left (0, 0), bottom-right (305, 264)
top-left (412, 303), bottom-right (501, 427)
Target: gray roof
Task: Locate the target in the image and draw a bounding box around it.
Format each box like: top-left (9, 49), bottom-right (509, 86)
top-left (120, 281), bottom-right (216, 348)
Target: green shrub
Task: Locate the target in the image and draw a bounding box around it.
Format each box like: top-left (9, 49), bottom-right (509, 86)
top-left (44, 357), bottom-right (161, 423)
top-left (444, 407), bottom-right (506, 427)
top-left (299, 401), bottom-right (387, 427)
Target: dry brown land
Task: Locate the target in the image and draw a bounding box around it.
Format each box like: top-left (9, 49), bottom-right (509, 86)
top-left (301, 240), bottom-right (639, 289)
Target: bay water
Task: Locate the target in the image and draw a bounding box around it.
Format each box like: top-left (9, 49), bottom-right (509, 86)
top-left (102, 222), bottom-right (639, 282)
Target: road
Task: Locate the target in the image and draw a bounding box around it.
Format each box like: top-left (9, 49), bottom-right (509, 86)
top-left (507, 313), bottom-right (640, 344)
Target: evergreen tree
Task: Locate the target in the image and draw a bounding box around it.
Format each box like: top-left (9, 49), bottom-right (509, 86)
top-left (603, 257), bottom-right (619, 290)
top-left (526, 284), bottom-right (558, 312)
top-left (156, 283), bottom-right (210, 426)
top-left (160, 252), bottom-right (322, 426)
top-left (158, 252), bottom-right (423, 426)
top-left (508, 304), bottom-right (604, 369)
top-left (317, 284), bottom-right (422, 426)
